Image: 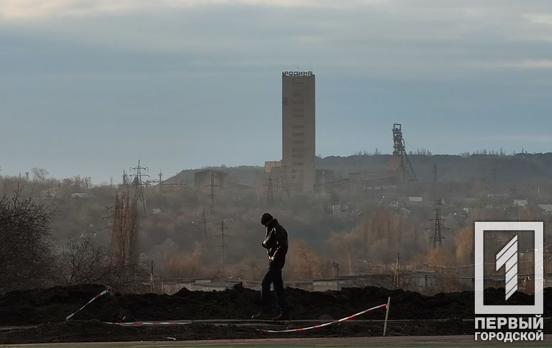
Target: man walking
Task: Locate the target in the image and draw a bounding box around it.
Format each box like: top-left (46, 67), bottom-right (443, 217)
top-left (252, 212), bottom-right (289, 320)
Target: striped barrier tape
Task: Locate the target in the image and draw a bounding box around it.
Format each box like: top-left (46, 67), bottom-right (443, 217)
top-left (66, 289), bottom-right (109, 320)
top-left (111, 320), bottom-right (192, 327)
top-left (260, 303), bottom-right (388, 333)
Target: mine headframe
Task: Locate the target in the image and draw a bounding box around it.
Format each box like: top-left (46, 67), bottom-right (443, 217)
top-left (392, 123), bottom-right (417, 182)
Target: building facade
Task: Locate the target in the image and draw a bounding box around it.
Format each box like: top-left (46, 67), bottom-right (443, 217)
top-left (281, 71), bottom-right (316, 192)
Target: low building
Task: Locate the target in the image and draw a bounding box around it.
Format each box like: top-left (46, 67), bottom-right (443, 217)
top-left (408, 196), bottom-right (423, 203)
top-left (513, 199), bottom-right (528, 207)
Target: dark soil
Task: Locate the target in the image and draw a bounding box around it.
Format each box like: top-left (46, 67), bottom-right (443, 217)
top-left (0, 284), bottom-right (550, 343)
top-left (1, 284), bottom-right (550, 325)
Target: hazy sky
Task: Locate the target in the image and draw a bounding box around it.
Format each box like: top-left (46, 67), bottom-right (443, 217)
top-left (1, 0), bottom-right (552, 183)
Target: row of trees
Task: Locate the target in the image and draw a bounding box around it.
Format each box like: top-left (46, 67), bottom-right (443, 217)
top-left (0, 189), bottom-right (142, 293)
top-left (0, 184), bottom-right (477, 293)
top-left (3, 166), bottom-right (549, 294)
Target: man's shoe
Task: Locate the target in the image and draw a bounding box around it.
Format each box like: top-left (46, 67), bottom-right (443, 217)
top-left (272, 312), bottom-right (290, 321)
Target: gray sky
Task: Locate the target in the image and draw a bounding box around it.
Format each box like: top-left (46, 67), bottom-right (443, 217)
top-left (1, 0), bottom-right (552, 183)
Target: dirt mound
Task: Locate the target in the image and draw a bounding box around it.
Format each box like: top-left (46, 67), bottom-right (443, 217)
top-left (0, 284), bottom-right (110, 325)
top-left (0, 284), bottom-right (550, 326)
top-left (0, 318), bottom-right (479, 344)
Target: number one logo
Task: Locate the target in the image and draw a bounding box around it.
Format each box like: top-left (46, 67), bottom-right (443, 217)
top-left (495, 235), bottom-right (518, 301)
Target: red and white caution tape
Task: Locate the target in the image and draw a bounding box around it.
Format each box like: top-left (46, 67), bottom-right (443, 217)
top-left (111, 320), bottom-right (193, 327)
top-left (66, 289), bottom-right (109, 320)
top-left (261, 303), bottom-right (388, 333)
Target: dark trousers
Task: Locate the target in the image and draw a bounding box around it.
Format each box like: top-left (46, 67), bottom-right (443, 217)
top-left (261, 263), bottom-right (287, 313)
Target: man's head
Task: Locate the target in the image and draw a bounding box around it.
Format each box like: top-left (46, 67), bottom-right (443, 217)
top-left (261, 212), bottom-right (274, 226)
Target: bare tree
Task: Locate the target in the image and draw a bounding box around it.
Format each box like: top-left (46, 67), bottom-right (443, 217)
top-left (0, 190), bottom-right (53, 293)
top-left (59, 236), bottom-right (108, 285)
top-left (31, 168), bottom-right (49, 182)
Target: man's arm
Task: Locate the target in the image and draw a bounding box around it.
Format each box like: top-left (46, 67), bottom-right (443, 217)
top-left (270, 228), bottom-right (288, 261)
top-left (262, 228), bottom-right (274, 249)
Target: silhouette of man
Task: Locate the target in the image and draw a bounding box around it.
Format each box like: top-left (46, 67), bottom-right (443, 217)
top-left (252, 212), bottom-right (289, 320)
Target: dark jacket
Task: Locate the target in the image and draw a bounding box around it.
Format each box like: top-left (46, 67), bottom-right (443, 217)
top-left (262, 219), bottom-right (288, 267)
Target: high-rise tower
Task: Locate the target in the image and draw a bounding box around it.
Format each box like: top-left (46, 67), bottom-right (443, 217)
top-left (282, 71), bottom-right (315, 192)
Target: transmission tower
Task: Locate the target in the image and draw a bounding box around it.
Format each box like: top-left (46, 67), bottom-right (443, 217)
top-left (428, 200), bottom-right (448, 248)
top-left (392, 123), bottom-right (416, 182)
top-left (198, 170), bottom-right (222, 214)
top-left (130, 160), bottom-right (149, 184)
top-left (129, 160), bottom-right (150, 213)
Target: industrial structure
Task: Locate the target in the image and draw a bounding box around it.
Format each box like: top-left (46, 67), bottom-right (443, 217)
top-left (282, 71), bottom-right (316, 192)
top-left (265, 71), bottom-right (316, 194)
top-left (428, 201), bottom-right (447, 248)
top-left (391, 123), bottom-right (416, 182)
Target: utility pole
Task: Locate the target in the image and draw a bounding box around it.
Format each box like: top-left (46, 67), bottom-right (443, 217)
top-left (392, 252), bottom-right (400, 289)
top-left (266, 176), bottom-right (274, 204)
top-left (393, 220), bottom-right (403, 289)
top-left (201, 208), bottom-right (207, 239)
top-left (220, 220), bottom-right (225, 275)
top-left (150, 260), bottom-right (154, 293)
top-left (158, 171), bottom-right (163, 193)
top-left (210, 172), bottom-right (215, 213)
